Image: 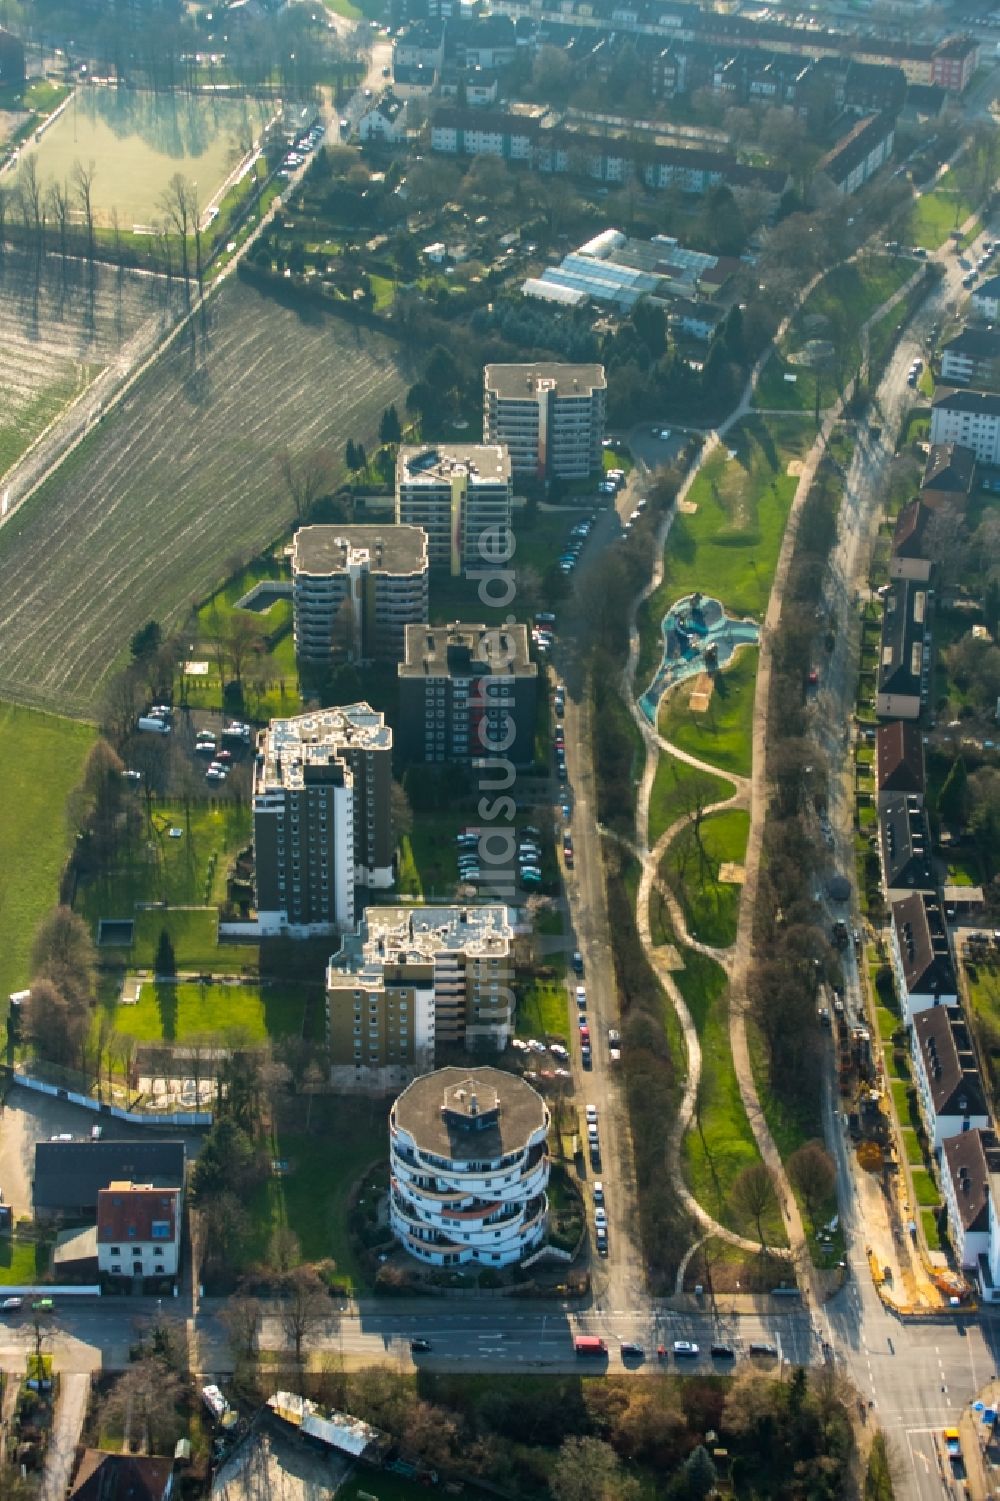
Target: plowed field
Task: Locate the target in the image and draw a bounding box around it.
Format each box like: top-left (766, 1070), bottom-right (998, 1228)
top-left (0, 280), bottom-right (410, 715)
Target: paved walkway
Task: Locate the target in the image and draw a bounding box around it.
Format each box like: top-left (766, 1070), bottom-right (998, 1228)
top-left (39, 1370), bottom-right (90, 1501)
top-left (616, 250), bottom-right (932, 1299)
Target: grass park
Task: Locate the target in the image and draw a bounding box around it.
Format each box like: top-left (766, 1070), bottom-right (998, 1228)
top-left (20, 88), bottom-right (271, 228)
top-left (657, 646), bottom-right (757, 780)
top-left (637, 412), bottom-right (812, 688)
top-left (753, 257), bottom-right (915, 412)
top-left (676, 945), bottom-right (786, 1246)
top-left (648, 756), bottom-right (735, 849)
top-left (660, 808), bottom-right (749, 950)
top-left (907, 168), bottom-right (981, 251)
top-left (0, 704), bottom-right (94, 1014)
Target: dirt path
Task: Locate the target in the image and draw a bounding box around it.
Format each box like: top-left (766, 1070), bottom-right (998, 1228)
top-left (39, 1370), bottom-right (90, 1501)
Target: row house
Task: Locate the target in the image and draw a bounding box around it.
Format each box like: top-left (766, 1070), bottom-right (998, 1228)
top-left (911, 1006), bottom-right (989, 1153)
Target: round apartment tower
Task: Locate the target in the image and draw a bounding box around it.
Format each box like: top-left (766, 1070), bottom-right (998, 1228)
top-left (389, 1066), bottom-right (550, 1268)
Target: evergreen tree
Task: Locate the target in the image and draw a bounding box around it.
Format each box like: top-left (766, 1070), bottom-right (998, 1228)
top-left (155, 928), bottom-right (177, 977)
top-left (938, 756), bottom-right (969, 826)
top-left (345, 439), bottom-right (358, 471)
top-left (379, 404), bottom-right (402, 445)
top-left (682, 1445), bottom-right (717, 1501)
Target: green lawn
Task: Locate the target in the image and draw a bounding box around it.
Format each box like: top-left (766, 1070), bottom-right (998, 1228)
top-left (637, 414), bottom-right (811, 686)
top-left (648, 755), bottom-right (735, 848)
top-left (397, 807), bottom-right (473, 901)
top-left (517, 971), bottom-right (569, 1039)
top-left (77, 801), bottom-right (252, 927)
top-left (911, 1167), bottom-right (940, 1208)
top-left (890, 1078), bottom-right (912, 1121)
top-left (0, 1237), bottom-right (52, 1286)
top-left (876, 1006), bottom-right (901, 1044)
top-left (966, 961), bottom-right (1000, 1029)
top-left (900, 1127), bottom-right (923, 1167)
top-left (908, 170), bottom-right (979, 250)
top-left (0, 704), bottom-right (95, 1016)
top-left (99, 907), bottom-right (260, 973)
top-left (658, 646), bottom-right (757, 779)
top-left (661, 809), bottom-right (750, 949)
top-left (246, 1102), bottom-right (388, 1288)
top-left (678, 948), bottom-right (786, 1246)
top-left (95, 979), bottom-right (320, 1045)
top-left (753, 258), bottom-right (915, 412)
top-left (922, 1207), bottom-right (942, 1253)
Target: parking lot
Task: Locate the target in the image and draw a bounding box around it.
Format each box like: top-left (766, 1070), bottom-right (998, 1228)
top-left (0, 1085), bottom-right (202, 1219)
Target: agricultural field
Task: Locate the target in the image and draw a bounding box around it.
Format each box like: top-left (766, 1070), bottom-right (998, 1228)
top-left (0, 277), bottom-right (411, 716)
top-left (0, 251), bottom-right (183, 483)
top-left (19, 88), bottom-right (272, 227)
top-left (0, 703), bottom-right (95, 1014)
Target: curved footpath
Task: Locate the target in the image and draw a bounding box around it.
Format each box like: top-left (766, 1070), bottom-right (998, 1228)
top-left (616, 256), bottom-right (927, 1298)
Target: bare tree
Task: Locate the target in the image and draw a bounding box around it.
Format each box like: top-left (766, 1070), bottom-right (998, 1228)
top-left (15, 155), bottom-right (44, 266)
top-left (159, 172), bottom-right (196, 293)
top-left (275, 446), bottom-right (334, 524)
top-left (729, 1162), bottom-right (779, 1254)
top-left (788, 1141), bottom-right (837, 1233)
top-left (24, 978), bottom-right (87, 1068)
top-left (99, 1356), bottom-right (185, 1453)
top-left (219, 1291), bottom-right (263, 1362)
top-left (31, 905), bottom-right (97, 1006)
top-left (280, 1266), bottom-right (330, 1366)
top-left (46, 179), bottom-right (71, 271)
top-left (72, 159), bottom-right (96, 265)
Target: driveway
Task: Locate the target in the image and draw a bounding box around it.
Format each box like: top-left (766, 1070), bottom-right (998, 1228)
top-left (39, 1370), bottom-right (90, 1501)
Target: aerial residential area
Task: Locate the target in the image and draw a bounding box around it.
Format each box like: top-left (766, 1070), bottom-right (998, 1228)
top-left (1, 0), bottom-right (1000, 1495)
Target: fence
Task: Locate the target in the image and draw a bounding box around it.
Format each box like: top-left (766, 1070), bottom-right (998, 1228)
top-left (9, 1070), bottom-right (212, 1127)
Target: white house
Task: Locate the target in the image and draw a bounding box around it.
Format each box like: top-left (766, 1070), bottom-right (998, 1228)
top-left (96, 1181), bottom-right (182, 1281)
top-left (389, 1067), bottom-right (549, 1267)
top-left (910, 1006), bottom-right (990, 1153)
top-left (930, 387), bottom-right (1000, 465)
top-left (889, 892), bottom-right (958, 1022)
top-left (941, 1129), bottom-right (1000, 1283)
top-left (359, 92), bottom-right (408, 145)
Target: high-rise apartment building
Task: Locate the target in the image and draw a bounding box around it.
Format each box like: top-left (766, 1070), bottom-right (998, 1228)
top-left (397, 622), bottom-right (537, 767)
top-left (326, 905), bottom-right (514, 1088)
top-left (395, 445), bottom-right (512, 575)
top-left (253, 705), bottom-right (393, 937)
top-left (483, 362), bottom-right (606, 480)
top-left (291, 525), bottom-right (429, 666)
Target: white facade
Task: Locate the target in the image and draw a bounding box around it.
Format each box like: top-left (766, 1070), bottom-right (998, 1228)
top-left (483, 364), bottom-right (606, 480)
top-left (389, 1069), bottom-right (549, 1267)
top-left (971, 279), bottom-right (1000, 322)
top-left (930, 392), bottom-right (1000, 465)
top-left (396, 445), bottom-right (512, 576)
top-left (97, 1184), bottom-right (181, 1281)
top-left (910, 1012), bottom-right (990, 1154)
top-left (359, 94), bottom-right (408, 144)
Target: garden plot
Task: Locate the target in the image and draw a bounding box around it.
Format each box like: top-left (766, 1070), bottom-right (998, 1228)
top-left (0, 251), bottom-right (182, 482)
top-left (0, 278), bottom-right (410, 715)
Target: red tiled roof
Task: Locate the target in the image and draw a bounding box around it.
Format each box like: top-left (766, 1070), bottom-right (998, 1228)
top-left (96, 1184), bottom-right (179, 1245)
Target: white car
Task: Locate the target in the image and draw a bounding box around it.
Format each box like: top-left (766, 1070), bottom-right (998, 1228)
top-left (587, 1123), bottom-right (599, 1143)
top-left (594, 1207), bottom-right (607, 1229)
top-left (593, 1181), bottom-right (604, 1205)
top-left (576, 986), bottom-right (587, 1007)
top-left (585, 1105), bottom-right (598, 1124)
top-left (527, 1039), bottom-right (547, 1054)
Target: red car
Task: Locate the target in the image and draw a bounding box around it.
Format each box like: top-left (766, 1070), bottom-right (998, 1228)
top-left (579, 1024), bottom-right (590, 1042)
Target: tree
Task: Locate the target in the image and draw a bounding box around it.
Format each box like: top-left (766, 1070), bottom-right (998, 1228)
top-left (131, 620), bottom-right (163, 660)
top-left (25, 978), bottom-right (88, 1068)
top-left (391, 778), bottom-right (413, 840)
top-left (268, 1226), bottom-right (301, 1275)
top-left (937, 756), bottom-right (969, 828)
top-left (280, 1266), bottom-right (330, 1365)
top-left (219, 1291), bottom-right (263, 1361)
top-left (787, 1141), bottom-right (836, 1234)
top-left (99, 1356), bottom-right (185, 1453)
top-left (31, 905), bottom-right (96, 1007)
top-left (550, 1436), bottom-right (639, 1501)
top-left (196, 1189), bottom-right (251, 1279)
top-left (159, 172), bottom-right (197, 292)
top-left (682, 1445), bottom-right (718, 1500)
top-left (379, 404), bottom-right (402, 446)
top-left (730, 1162), bottom-right (779, 1253)
top-left (155, 928), bottom-right (177, 977)
top-left (275, 446), bottom-right (333, 524)
top-left (72, 159), bottom-right (96, 265)
top-left (46, 178), bottom-right (71, 270)
top-left (191, 1118), bottom-right (261, 1202)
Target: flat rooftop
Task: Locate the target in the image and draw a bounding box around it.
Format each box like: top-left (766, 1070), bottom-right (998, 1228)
top-left (328, 904), bottom-right (512, 985)
top-left (399, 622), bottom-right (535, 678)
top-left (397, 444), bottom-right (510, 487)
top-left (256, 705), bottom-right (391, 792)
top-left (292, 524), bottom-right (427, 577)
top-left (392, 1065), bottom-right (547, 1162)
top-left (484, 362), bottom-right (606, 399)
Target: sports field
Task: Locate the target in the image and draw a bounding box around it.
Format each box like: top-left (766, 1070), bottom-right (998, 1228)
top-left (21, 88), bottom-right (270, 227)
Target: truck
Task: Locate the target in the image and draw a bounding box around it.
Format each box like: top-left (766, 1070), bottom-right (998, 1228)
top-left (944, 1428), bottom-right (964, 1478)
top-left (137, 716), bottom-right (170, 734)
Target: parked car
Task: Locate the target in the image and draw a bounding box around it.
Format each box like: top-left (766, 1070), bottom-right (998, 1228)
top-left (673, 1340), bottom-right (699, 1357)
